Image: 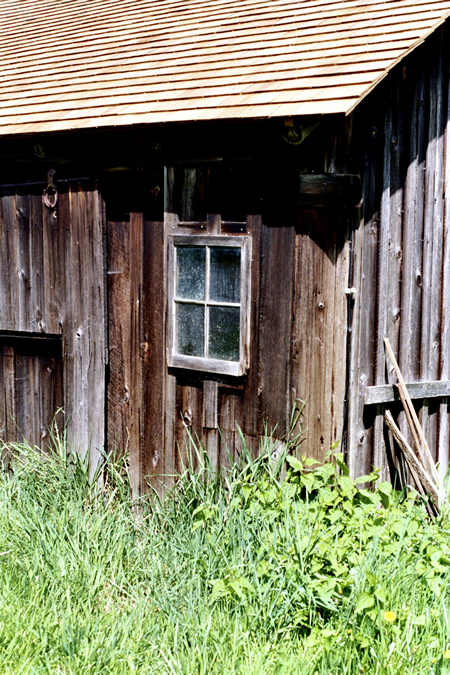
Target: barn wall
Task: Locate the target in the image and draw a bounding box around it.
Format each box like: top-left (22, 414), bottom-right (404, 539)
top-left (107, 198), bottom-right (352, 494)
top-left (348, 24), bottom-right (450, 479)
top-left (0, 182), bottom-right (106, 474)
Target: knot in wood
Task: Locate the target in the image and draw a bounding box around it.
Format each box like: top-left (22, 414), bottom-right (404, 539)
top-left (183, 409), bottom-right (193, 426)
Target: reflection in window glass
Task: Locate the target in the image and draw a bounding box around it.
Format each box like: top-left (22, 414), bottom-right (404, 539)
top-left (209, 306), bottom-right (240, 361)
top-left (176, 303), bottom-right (205, 356)
top-left (176, 247), bottom-right (205, 300)
top-left (209, 248), bottom-right (241, 303)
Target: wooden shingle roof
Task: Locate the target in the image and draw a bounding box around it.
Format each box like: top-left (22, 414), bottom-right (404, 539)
top-left (0, 0), bottom-right (450, 135)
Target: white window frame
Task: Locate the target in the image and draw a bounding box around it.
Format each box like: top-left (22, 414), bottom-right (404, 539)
top-left (167, 235), bottom-right (251, 376)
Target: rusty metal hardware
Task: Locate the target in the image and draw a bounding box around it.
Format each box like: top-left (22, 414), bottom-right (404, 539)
top-left (43, 169), bottom-right (58, 209)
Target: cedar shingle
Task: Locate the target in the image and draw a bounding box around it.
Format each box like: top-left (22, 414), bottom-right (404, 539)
top-left (0, 0), bottom-right (449, 134)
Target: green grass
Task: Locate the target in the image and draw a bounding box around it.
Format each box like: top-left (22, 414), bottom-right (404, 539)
top-left (0, 431), bottom-right (449, 674)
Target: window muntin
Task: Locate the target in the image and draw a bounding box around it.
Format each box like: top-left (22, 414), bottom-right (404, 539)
top-left (168, 235), bottom-right (250, 376)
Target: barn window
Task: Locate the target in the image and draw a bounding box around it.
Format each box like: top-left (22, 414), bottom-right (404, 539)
top-left (167, 235), bottom-right (251, 376)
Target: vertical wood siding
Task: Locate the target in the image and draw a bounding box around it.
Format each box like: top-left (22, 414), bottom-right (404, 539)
top-left (107, 201), bottom-right (350, 494)
top-left (0, 183), bottom-right (106, 474)
top-left (348, 25), bottom-right (450, 476)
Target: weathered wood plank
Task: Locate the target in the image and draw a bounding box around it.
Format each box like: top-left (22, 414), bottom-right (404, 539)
top-left (107, 214), bottom-right (143, 495)
top-left (292, 207), bottom-right (348, 460)
top-left (203, 380), bottom-right (218, 429)
top-left (15, 193), bottom-right (31, 331)
top-left (218, 387), bottom-right (244, 466)
top-left (2, 194), bottom-right (19, 331)
top-left (242, 214), bottom-right (262, 438)
top-left (298, 173), bottom-right (362, 207)
top-left (399, 67), bottom-right (426, 384)
top-left (373, 88), bottom-right (393, 476)
top-left (420, 47), bottom-right (445, 462)
top-left (439, 45), bottom-right (450, 476)
top-left (366, 380), bottom-right (450, 405)
top-left (128, 212), bottom-right (144, 495)
top-left (174, 378), bottom-right (203, 473)
top-left (331, 210), bottom-right (350, 449)
top-left (63, 184), bottom-right (106, 478)
top-left (3, 346), bottom-right (16, 443)
top-left (29, 193), bottom-right (46, 333)
top-left (0, 350), bottom-right (5, 442)
top-left (142, 220), bottom-right (166, 492)
top-left (107, 221), bottom-right (132, 458)
top-left (42, 188), bottom-right (64, 334)
top-left (257, 223), bottom-right (295, 438)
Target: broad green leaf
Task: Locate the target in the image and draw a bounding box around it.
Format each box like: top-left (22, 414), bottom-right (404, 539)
top-left (301, 472), bottom-right (316, 493)
top-left (355, 592), bottom-right (375, 614)
top-left (286, 456), bottom-right (303, 472)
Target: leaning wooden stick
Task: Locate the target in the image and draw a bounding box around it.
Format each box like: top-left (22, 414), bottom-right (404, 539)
top-left (384, 410), bottom-right (439, 509)
top-left (383, 338), bottom-right (440, 489)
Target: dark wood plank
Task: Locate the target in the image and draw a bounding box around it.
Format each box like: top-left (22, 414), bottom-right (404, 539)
top-left (0, 349), bottom-right (5, 442)
top-left (218, 388), bottom-right (243, 467)
top-left (142, 220), bottom-right (166, 491)
top-left (298, 174), bottom-right (362, 207)
top-left (106, 215), bottom-right (143, 496)
top-left (15, 193), bottom-right (31, 331)
top-left (2, 194), bottom-right (19, 330)
top-left (242, 215), bottom-right (262, 438)
top-left (420, 48), bottom-right (445, 462)
top-left (347, 122), bottom-right (379, 477)
top-left (107, 221), bottom-right (132, 457)
top-left (439, 47), bottom-right (450, 475)
top-left (257, 222), bottom-right (295, 439)
top-left (3, 346), bottom-right (16, 443)
top-left (29, 193), bottom-right (46, 333)
top-left (203, 379), bottom-right (219, 470)
top-left (174, 379), bottom-right (203, 473)
top-left (399, 66), bottom-right (426, 384)
top-left (372, 89), bottom-right (393, 474)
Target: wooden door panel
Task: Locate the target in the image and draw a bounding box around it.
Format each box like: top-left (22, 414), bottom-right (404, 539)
top-left (0, 336), bottom-right (63, 452)
top-left (291, 208), bottom-right (350, 460)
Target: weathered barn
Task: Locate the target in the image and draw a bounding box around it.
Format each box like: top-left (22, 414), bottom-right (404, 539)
top-left (1, 0), bottom-right (450, 492)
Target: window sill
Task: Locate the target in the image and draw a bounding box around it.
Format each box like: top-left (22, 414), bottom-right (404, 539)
top-left (168, 353), bottom-right (247, 377)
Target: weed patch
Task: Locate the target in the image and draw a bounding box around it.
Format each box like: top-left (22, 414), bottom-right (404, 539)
top-left (0, 437), bottom-right (449, 674)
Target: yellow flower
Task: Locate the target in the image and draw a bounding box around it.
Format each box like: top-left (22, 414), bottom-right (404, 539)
top-left (383, 611), bottom-right (397, 623)
top-left (444, 650), bottom-right (450, 659)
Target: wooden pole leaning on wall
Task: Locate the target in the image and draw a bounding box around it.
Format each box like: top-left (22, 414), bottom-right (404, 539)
top-left (383, 338), bottom-right (444, 509)
top-left (384, 410), bottom-right (438, 512)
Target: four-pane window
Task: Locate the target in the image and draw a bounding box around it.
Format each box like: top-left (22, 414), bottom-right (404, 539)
top-left (167, 236), bottom-right (251, 376)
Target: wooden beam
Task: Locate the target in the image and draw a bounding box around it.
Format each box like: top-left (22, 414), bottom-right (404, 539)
top-left (365, 379), bottom-right (450, 405)
top-left (298, 174), bottom-right (362, 207)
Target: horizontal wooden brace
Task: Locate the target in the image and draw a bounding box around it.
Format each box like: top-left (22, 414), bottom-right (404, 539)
top-left (365, 379), bottom-right (450, 405)
top-left (298, 173), bottom-right (362, 207)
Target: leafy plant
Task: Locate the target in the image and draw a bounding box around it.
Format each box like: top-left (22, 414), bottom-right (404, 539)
top-left (0, 434), bottom-right (449, 674)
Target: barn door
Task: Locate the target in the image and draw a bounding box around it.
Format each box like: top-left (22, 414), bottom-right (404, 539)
top-left (0, 179), bottom-right (106, 473)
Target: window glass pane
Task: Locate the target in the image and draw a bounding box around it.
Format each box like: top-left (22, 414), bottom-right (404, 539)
top-left (176, 303), bottom-right (205, 356)
top-left (176, 246), bottom-right (205, 300)
top-left (209, 306), bottom-right (240, 361)
top-left (209, 247), bottom-right (241, 303)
